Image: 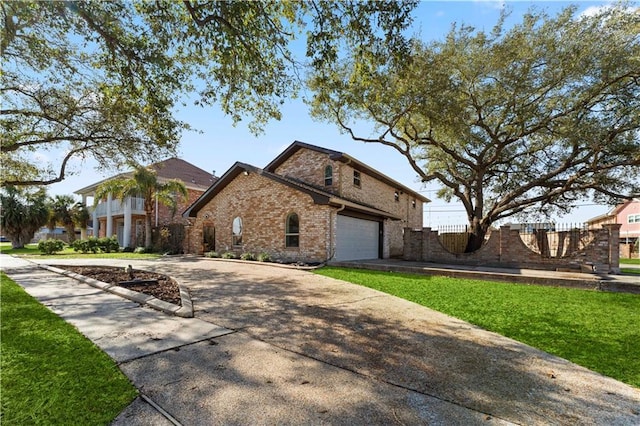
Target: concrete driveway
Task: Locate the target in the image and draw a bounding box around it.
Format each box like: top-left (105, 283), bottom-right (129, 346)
top-left (4, 256), bottom-right (640, 425)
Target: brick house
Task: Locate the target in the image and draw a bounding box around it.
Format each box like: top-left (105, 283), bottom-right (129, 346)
top-left (183, 141), bottom-right (429, 262)
top-left (75, 158), bottom-right (216, 247)
top-left (587, 198), bottom-right (640, 258)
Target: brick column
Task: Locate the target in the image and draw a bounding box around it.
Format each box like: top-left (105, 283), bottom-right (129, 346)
top-left (422, 227), bottom-right (432, 262)
top-left (499, 226), bottom-right (511, 263)
top-left (603, 223), bottom-right (622, 273)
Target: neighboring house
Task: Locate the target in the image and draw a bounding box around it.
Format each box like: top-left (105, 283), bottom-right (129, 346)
top-left (587, 198), bottom-right (640, 256)
top-left (75, 158), bottom-right (216, 248)
top-left (183, 141), bottom-right (429, 262)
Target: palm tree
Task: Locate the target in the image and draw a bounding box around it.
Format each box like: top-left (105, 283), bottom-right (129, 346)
top-left (94, 165), bottom-right (187, 249)
top-left (71, 201), bottom-right (91, 239)
top-left (0, 186), bottom-right (49, 248)
top-left (47, 195), bottom-right (78, 243)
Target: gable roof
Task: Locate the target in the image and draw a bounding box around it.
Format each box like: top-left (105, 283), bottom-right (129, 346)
top-left (183, 162), bottom-right (402, 220)
top-left (586, 198), bottom-right (639, 224)
top-left (149, 158), bottom-right (216, 190)
top-left (75, 157), bottom-right (216, 195)
top-left (265, 141), bottom-right (430, 203)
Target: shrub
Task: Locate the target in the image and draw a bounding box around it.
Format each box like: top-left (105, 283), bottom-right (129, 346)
top-left (205, 251), bottom-right (220, 258)
top-left (98, 236), bottom-right (120, 253)
top-left (240, 252), bottom-right (256, 261)
top-left (257, 252), bottom-right (272, 262)
top-left (221, 251), bottom-right (236, 259)
top-left (37, 239), bottom-right (65, 255)
top-left (121, 246), bottom-right (134, 253)
top-left (71, 237), bottom-right (100, 253)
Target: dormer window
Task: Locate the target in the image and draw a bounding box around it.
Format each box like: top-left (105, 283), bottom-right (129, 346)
top-left (324, 165), bottom-right (333, 186)
top-left (353, 170), bottom-right (361, 188)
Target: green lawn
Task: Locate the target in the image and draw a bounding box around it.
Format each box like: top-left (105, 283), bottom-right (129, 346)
top-left (0, 242), bottom-right (159, 259)
top-left (621, 268), bottom-right (640, 275)
top-left (1, 273), bottom-right (138, 424)
top-left (620, 258), bottom-right (640, 265)
top-left (315, 267), bottom-right (640, 388)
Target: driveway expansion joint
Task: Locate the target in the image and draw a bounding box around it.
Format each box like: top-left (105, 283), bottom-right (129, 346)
top-left (117, 331), bottom-right (237, 366)
top-left (236, 329), bottom-right (510, 424)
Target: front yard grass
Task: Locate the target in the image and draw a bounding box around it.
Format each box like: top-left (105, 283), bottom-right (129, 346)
top-left (315, 267), bottom-right (640, 388)
top-left (0, 242), bottom-right (159, 259)
top-left (1, 273), bottom-right (137, 424)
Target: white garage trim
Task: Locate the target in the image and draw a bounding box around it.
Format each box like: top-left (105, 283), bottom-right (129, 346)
top-left (335, 215), bottom-right (381, 261)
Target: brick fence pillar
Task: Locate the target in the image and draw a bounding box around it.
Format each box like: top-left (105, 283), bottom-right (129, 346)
top-left (603, 223), bottom-right (622, 273)
top-left (498, 225), bottom-right (511, 264)
top-left (422, 227), bottom-right (433, 262)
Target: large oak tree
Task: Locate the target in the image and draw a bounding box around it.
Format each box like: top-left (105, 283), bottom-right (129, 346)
top-left (310, 4), bottom-right (640, 251)
top-left (1, 0), bottom-right (415, 187)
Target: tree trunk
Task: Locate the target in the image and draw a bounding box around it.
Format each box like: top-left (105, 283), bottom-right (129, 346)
top-left (465, 221), bottom-right (490, 253)
top-left (65, 223), bottom-right (76, 243)
top-left (145, 215), bottom-right (153, 248)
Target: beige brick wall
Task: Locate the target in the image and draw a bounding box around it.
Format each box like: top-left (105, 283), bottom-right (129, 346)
top-left (186, 172), bottom-right (332, 262)
top-left (404, 225), bottom-right (621, 273)
top-left (156, 188), bottom-right (204, 226)
top-left (274, 149), bottom-right (340, 192)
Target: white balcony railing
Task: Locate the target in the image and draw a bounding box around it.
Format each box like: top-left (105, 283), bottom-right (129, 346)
top-left (93, 197), bottom-right (146, 218)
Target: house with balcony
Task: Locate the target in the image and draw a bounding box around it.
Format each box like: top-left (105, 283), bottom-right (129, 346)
top-left (587, 198), bottom-right (640, 258)
top-left (75, 158), bottom-right (216, 248)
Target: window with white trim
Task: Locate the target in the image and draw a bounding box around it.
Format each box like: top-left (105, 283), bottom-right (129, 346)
top-left (629, 214), bottom-right (640, 223)
top-left (353, 170), bottom-right (361, 187)
top-left (285, 213), bottom-right (299, 248)
top-left (324, 165), bottom-right (333, 186)
top-left (232, 217), bottom-right (243, 246)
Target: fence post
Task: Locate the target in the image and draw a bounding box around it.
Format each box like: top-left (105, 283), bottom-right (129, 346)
top-left (499, 225), bottom-right (511, 264)
top-left (423, 227), bottom-right (435, 262)
top-left (603, 223), bottom-right (622, 273)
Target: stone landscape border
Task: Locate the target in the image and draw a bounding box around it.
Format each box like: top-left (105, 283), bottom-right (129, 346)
top-left (39, 264), bottom-right (194, 318)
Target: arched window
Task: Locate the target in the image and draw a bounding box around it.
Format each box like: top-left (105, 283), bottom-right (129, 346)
top-left (232, 217), bottom-right (243, 246)
top-left (324, 165), bottom-right (333, 186)
top-left (285, 213), bottom-right (299, 248)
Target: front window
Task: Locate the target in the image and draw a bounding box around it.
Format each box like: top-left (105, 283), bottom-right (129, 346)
top-left (232, 217), bottom-right (243, 246)
top-left (394, 191), bottom-right (400, 202)
top-left (285, 213), bottom-right (299, 248)
top-left (353, 170), bottom-right (361, 187)
top-left (324, 165), bottom-right (333, 186)
top-left (629, 214), bottom-right (640, 223)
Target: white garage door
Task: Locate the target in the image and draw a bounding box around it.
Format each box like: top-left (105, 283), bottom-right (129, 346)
top-left (335, 215), bottom-right (380, 261)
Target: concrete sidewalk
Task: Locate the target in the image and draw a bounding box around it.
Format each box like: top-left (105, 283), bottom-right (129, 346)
top-left (2, 255), bottom-right (639, 425)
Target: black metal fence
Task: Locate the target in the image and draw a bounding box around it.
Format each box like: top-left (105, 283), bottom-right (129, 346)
top-left (518, 223), bottom-right (590, 258)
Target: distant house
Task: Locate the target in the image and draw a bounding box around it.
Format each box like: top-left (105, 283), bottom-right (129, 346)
top-left (183, 141), bottom-right (429, 262)
top-left (587, 198), bottom-right (640, 257)
top-left (75, 158), bottom-right (216, 248)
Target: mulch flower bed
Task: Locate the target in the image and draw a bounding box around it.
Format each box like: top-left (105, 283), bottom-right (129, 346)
top-left (57, 266), bottom-right (181, 306)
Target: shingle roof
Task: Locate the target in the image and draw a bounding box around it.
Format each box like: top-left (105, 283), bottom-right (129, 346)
top-left (265, 140), bottom-right (430, 203)
top-left (183, 162), bottom-right (401, 220)
top-left (74, 157), bottom-right (216, 194)
top-left (150, 158), bottom-right (217, 190)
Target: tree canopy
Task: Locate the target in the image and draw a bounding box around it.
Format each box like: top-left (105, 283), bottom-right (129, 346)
top-left (310, 4), bottom-right (640, 250)
top-left (1, 0), bottom-right (416, 187)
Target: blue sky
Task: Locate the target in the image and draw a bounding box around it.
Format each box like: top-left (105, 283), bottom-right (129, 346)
top-left (49, 1), bottom-right (622, 226)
